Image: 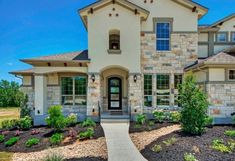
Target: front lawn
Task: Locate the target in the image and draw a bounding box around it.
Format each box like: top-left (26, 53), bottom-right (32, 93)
top-left (139, 126), bottom-right (235, 161)
top-left (0, 108), bottom-right (19, 128)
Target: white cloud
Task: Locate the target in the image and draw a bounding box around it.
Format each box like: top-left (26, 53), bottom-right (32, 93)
top-left (7, 62), bottom-right (13, 66)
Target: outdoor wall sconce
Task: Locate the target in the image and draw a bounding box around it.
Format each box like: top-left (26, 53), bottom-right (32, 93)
top-left (91, 74), bottom-right (95, 82)
top-left (92, 108), bottom-right (95, 113)
top-left (37, 110), bottom-right (40, 114)
top-left (134, 109), bottom-right (137, 113)
top-left (134, 75), bottom-right (137, 83)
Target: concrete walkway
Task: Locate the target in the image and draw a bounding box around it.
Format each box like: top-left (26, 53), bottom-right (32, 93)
top-left (101, 123), bottom-right (147, 161)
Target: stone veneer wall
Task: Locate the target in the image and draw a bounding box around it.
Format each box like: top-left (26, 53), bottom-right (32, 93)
top-left (87, 74), bottom-right (101, 117)
top-left (141, 32), bottom-right (198, 111)
top-left (207, 83), bottom-right (235, 107)
top-left (20, 86), bottom-right (34, 109)
top-left (128, 74), bottom-right (143, 114)
top-left (47, 86), bottom-right (60, 107)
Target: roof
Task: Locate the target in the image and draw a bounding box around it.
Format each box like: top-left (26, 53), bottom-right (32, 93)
top-left (9, 68), bottom-right (34, 75)
top-left (21, 50), bottom-right (90, 64)
top-left (79, 0), bottom-right (150, 29)
top-left (210, 13), bottom-right (235, 28)
top-left (185, 52), bottom-right (235, 71)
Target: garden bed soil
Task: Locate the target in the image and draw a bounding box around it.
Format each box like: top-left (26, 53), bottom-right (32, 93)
top-left (0, 124), bottom-right (104, 153)
top-left (141, 126), bottom-right (235, 161)
top-left (129, 121), bottom-right (175, 133)
top-left (65, 157), bottom-right (107, 161)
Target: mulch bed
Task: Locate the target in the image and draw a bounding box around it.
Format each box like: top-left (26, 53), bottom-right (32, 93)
top-left (0, 124), bottom-right (104, 153)
top-left (65, 157), bottom-right (107, 161)
top-left (129, 122), bottom-right (175, 133)
top-left (141, 126), bottom-right (235, 161)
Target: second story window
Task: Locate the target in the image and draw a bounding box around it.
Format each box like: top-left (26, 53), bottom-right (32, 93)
top-left (216, 33), bottom-right (227, 42)
top-left (109, 30), bottom-right (120, 50)
top-left (156, 22), bottom-right (170, 51)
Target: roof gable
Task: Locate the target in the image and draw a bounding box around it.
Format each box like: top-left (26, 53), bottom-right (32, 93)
top-left (210, 13), bottom-right (235, 28)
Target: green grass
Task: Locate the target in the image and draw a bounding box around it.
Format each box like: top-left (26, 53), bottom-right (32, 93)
top-left (0, 152), bottom-right (13, 161)
top-left (0, 107), bottom-right (20, 128)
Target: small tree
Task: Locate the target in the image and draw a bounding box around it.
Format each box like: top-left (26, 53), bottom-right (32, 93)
top-left (20, 95), bottom-right (32, 118)
top-left (46, 105), bottom-right (66, 132)
top-left (179, 74), bottom-right (209, 135)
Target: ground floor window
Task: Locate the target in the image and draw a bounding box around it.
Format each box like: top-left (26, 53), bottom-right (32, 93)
top-left (229, 70), bottom-right (235, 80)
top-left (61, 76), bottom-right (87, 106)
top-left (144, 75), bottom-right (153, 107)
top-left (143, 73), bottom-right (183, 109)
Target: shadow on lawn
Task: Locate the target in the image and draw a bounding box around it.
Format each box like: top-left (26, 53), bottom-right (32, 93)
top-left (65, 157), bottom-right (107, 161)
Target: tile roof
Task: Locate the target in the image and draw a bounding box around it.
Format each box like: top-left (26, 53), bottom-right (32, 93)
top-left (185, 52), bottom-right (235, 71)
top-left (21, 50), bottom-right (89, 63)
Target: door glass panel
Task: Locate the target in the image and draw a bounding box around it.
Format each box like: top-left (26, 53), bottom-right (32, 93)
top-left (111, 94), bottom-right (119, 100)
top-left (111, 87), bottom-right (120, 93)
top-left (110, 79), bottom-right (120, 86)
top-left (111, 101), bottom-right (120, 108)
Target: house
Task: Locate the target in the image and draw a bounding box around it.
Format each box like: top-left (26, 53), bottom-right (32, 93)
top-left (10, 0), bottom-right (235, 125)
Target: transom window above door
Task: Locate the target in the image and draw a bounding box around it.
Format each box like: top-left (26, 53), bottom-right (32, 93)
top-left (156, 22), bottom-right (170, 51)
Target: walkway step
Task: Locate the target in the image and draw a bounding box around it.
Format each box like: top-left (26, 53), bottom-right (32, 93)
top-left (101, 118), bottom-right (129, 124)
top-left (101, 123), bottom-right (147, 161)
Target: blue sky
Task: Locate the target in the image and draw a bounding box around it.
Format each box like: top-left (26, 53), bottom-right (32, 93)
top-left (0, 0), bottom-right (234, 82)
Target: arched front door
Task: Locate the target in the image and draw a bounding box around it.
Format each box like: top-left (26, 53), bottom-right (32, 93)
top-left (108, 77), bottom-right (122, 110)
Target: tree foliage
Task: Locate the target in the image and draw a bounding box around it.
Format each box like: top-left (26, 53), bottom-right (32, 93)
top-left (0, 80), bottom-right (24, 107)
top-left (179, 74), bottom-right (209, 135)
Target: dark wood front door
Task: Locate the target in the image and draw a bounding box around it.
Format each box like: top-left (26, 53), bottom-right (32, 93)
top-left (108, 77), bottom-right (122, 110)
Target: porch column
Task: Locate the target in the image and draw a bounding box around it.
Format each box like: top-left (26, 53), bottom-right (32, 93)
top-left (87, 73), bottom-right (101, 118)
top-left (128, 73), bottom-right (143, 114)
top-left (34, 75), bottom-right (47, 116)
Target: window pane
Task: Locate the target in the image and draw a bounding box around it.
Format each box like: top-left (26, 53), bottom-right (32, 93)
top-left (157, 40), bottom-right (170, 51)
top-left (61, 77), bottom-right (73, 95)
top-left (144, 96), bottom-right (152, 107)
top-left (62, 96), bottom-right (73, 105)
top-left (229, 70), bottom-right (235, 80)
top-left (144, 75), bottom-right (152, 95)
top-left (156, 22), bottom-right (170, 51)
top-left (217, 33), bottom-right (226, 42)
top-left (174, 75), bottom-right (183, 89)
top-left (232, 33), bottom-right (235, 42)
top-left (157, 95), bottom-right (170, 106)
top-left (75, 76), bottom-right (87, 95)
top-left (75, 96), bottom-right (87, 106)
top-left (157, 75), bottom-right (170, 90)
top-left (110, 79), bottom-right (120, 86)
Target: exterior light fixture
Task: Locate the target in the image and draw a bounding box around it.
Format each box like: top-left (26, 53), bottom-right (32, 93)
top-left (134, 75), bottom-right (137, 83)
top-left (91, 74), bottom-right (96, 82)
top-left (92, 108), bottom-right (95, 113)
top-left (134, 109), bottom-right (137, 113)
top-left (37, 110), bottom-right (40, 114)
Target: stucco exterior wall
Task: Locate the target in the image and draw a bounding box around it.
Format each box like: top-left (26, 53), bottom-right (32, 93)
top-left (209, 68), bottom-right (225, 81)
top-left (129, 0), bottom-right (198, 32)
top-left (23, 76), bottom-right (32, 86)
top-left (194, 70), bottom-right (207, 83)
top-left (199, 33), bottom-right (209, 42)
top-left (87, 4), bottom-right (141, 73)
top-left (216, 17), bottom-right (235, 41)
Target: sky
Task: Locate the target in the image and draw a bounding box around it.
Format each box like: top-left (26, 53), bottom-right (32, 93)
top-left (0, 0), bottom-right (234, 83)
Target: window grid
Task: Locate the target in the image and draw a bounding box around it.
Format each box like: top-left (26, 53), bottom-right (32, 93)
top-left (144, 75), bottom-right (153, 107)
top-left (61, 76), bottom-right (87, 106)
top-left (157, 75), bottom-right (170, 90)
top-left (156, 75), bottom-right (170, 107)
top-left (229, 70), bottom-right (235, 80)
top-left (216, 33), bottom-right (227, 42)
top-left (156, 23), bottom-right (170, 51)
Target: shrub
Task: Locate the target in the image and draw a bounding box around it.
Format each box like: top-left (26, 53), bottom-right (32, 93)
top-left (232, 115), bottom-right (235, 124)
top-left (81, 118), bottom-right (96, 127)
top-left (179, 74), bottom-right (209, 135)
top-left (169, 111), bottom-right (181, 123)
top-left (0, 135), bottom-right (5, 143)
top-left (66, 113), bottom-right (77, 127)
top-left (49, 133), bottom-right (64, 145)
top-left (78, 128), bottom-right (94, 140)
top-left (1, 119), bottom-right (19, 129)
top-left (205, 116), bottom-right (213, 127)
top-left (152, 144), bottom-right (162, 153)
top-left (184, 153), bottom-right (198, 161)
top-left (211, 139), bottom-right (232, 153)
top-left (148, 121), bottom-right (155, 126)
top-left (136, 114), bottom-right (146, 125)
top-left (43, 153), bottom-right (64, 161)
top-left (25, 138), bottom-right (40, 147)
top-left (18, 116), bottom-right (32, 130)
top-left (20, 94), bottom-right (31, 118)
top-left (163, 137), bottom-right (178, 146)
top-left (153, 111), bottom-right (165, 123)
top-left (46, 105), bottom-right (66, 132)
top-left (4, 137), bottom-right (20, 147)
top-left (224, 130), bottom-right (235, 137)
